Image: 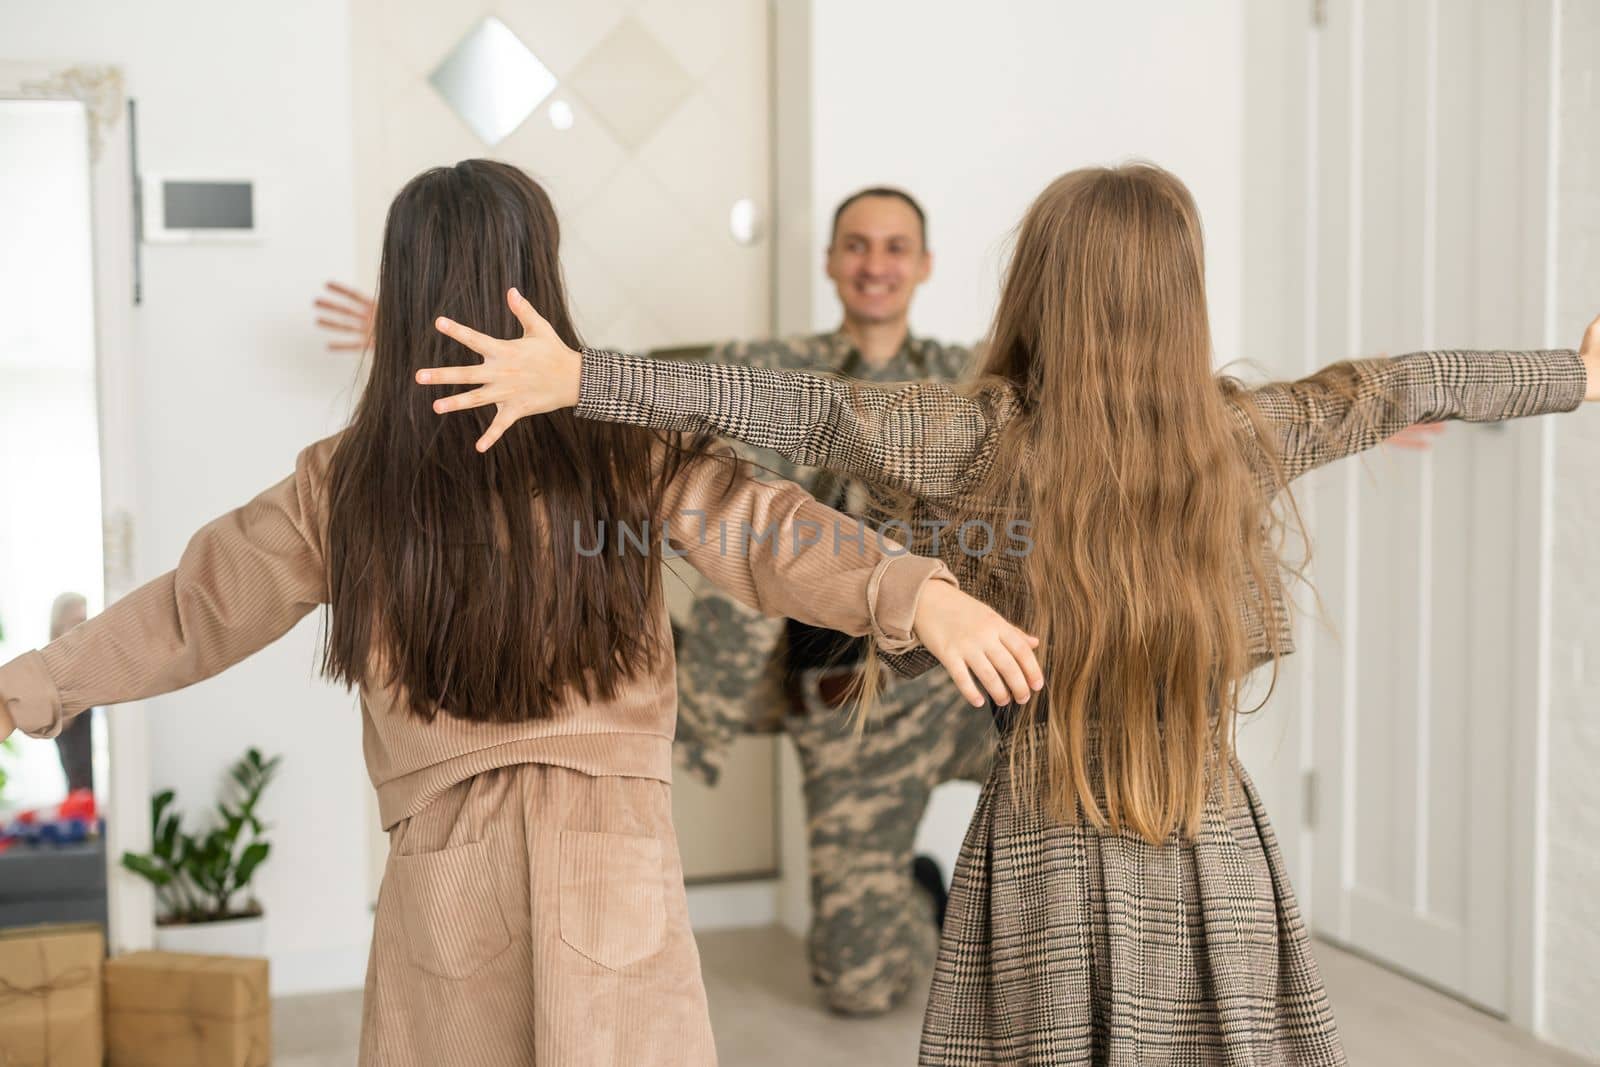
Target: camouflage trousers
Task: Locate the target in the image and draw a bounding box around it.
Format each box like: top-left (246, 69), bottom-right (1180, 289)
top-left (788, 666), bottom-right (996, 1016)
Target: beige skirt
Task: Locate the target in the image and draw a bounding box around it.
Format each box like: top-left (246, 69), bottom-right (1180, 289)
top-left (360, 762), bottom-right (715, 1066)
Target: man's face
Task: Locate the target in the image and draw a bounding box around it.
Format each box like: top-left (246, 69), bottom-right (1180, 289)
top-left (826, 196), bottom-right (931, 326)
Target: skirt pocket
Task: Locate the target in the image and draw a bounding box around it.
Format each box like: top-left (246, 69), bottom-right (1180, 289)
top-left (558, 830), bottom-right (667, 970)
top-left (392, 840), bottom-right (512, 979)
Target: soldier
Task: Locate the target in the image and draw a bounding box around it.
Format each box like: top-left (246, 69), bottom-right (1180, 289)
top-left (313, 187), bottom-right (995, 1017)
top-left (657, 189), bottom-right (995, 1016)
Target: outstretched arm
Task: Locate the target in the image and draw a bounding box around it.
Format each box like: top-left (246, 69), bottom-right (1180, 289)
top-left (422, 289), bottom-right (1012, 502)
top-left (0, 440), bottom-right (334, 742)
top-left (1247, 317), bottom-right (1599, 482)
top-left (660, 447), bottom-right (1042, 708)
top-left (577, 349), bottom-right (1010, 501)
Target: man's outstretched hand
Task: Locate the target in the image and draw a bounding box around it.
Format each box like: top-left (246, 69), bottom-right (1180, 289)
top-left (315, 282), bottom-right (375, 353)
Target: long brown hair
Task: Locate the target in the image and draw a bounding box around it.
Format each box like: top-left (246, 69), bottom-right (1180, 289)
top-left (322, 160), bottom-right (702, 723)
top-left (961, 164), bottom-right (1289, 842)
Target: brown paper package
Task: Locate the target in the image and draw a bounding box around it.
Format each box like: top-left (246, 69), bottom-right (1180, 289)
top-left (0, 923), bottom-right (104, 1067)
top-left (104, 951), bottom-right (269, 1067)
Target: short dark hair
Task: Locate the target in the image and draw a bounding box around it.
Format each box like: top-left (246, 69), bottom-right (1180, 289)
top-left (830, 187), bottom-right (927, 248)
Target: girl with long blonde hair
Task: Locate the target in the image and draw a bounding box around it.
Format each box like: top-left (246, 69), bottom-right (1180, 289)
top-left (423, 162), bottom-right (1600, 1065)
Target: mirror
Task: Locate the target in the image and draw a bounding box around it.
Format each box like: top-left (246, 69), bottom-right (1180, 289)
top-left (0, 97), bottom-right (109, 927)
top-left (428, 16), bottom-right (557, 147)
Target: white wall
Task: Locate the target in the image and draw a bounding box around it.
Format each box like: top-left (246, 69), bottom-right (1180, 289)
top-left (792, 0), bottom-right (1247, 917)
top-left (806, 0), bottom-right (1245, 360)
top-left (0, 1), bottom-right (366, 993)
top-left (1544, 0), bottom-right (1600, 1055)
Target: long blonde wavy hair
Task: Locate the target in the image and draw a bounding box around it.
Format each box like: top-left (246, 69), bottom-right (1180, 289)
top-left (866, 164), bottom-right (1293, 844)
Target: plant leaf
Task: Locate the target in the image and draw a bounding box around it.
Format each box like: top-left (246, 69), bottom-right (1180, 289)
top-left (157, 815), bottom-right (181, 862)
top-left (151, 790), bottom-right (175, 833)
top-left (122, 852), bottom-right (173, 887)
top-left (233, 842), bottom-right (270, 890)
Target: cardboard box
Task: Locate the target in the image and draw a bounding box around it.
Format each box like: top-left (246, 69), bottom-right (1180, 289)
top-left (0, 922), bottom-right (104, 1067)
top-left (104, 951), bottom-right (269, 1067)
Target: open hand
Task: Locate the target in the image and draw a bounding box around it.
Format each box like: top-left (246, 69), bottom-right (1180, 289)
top-left (314, 282), bottom-right (374, 352)
top-left (422, 288), bottom-right (583, 452)
top-left (914, 582), bottom-right (1044, 708)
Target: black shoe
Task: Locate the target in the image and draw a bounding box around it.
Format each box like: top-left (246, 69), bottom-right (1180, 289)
top-left (912, 854), bottom-right (948, 928)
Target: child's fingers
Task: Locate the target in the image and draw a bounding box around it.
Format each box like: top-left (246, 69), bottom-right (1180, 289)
top-left (433, 385), bottom-right (503, 414)
top-left (986, 643), bottom-right (1032, 705)
top-left (967, 653), bottom-right (1011, 707)
top-left (1000, 628), bottom-right (1045, 690)
top-left (937, 652), bottom-right (986, 707)
top-left (435, 316), bottom-right (506, 359)
top-left (507, 287), bottom-right (555, 338)
top-left (475, 408), bottom-right (518, 453)
top-left (417, 364), bottom-right (494, 386)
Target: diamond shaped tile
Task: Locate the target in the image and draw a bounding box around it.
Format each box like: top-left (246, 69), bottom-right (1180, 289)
top-left (637, 90), bottom-right (764, 242)
top-left (572, 161), bottom-right (697, 297)
top-left (429, 16), bottom-right (557, 146)
top-left (565, 16), bottom-right (694, 150)
top-left (498, 93), bottom-right (628, 216)
top-left (558, 233), bottom-right (632, 340)
top-left (496, 0), bottom-right (632, 80)
top-left (635, 0), bottom-right (763, 83)
top-left (700, 22), bottom-right (769, 143)
top-left (637, 234), bottom-right (768, 344)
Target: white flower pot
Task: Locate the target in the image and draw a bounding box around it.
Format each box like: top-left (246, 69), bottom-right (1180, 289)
top-left (154, 913), bottom-right (266, 957)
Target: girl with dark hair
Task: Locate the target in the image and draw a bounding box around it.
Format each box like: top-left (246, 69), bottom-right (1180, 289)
top-left (420, 162), bottom-right (1600, 1065)
top-left (0, 160), bottom-right (1041, 1066)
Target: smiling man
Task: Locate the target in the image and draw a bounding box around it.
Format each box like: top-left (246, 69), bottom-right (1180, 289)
top-left (655, 187), bottom-right (994, 1018)
top-left (823, 187), bottom-right (935, 363)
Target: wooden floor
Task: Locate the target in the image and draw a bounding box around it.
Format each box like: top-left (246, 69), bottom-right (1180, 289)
top-left (274, 927), bottom-right (1594, 1065)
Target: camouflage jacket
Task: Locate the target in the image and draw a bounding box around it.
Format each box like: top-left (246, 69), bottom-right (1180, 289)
top-left (655, 330), bottom-right (971, 784)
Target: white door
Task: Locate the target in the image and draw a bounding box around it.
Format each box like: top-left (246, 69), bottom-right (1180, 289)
top-left (1251, 0), bottom-right (1559, 1014)
top-left (350, 0), bottom-right (777, 885)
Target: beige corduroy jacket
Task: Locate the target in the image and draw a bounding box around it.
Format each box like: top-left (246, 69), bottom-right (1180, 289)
top-left (0, 433), bottom-right (954, 828)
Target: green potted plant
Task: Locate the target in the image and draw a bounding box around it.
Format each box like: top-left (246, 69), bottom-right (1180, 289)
top-left (121, 747), bottom-right (280, 956)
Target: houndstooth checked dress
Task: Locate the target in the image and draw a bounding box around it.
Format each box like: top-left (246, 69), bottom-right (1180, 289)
top-left (575, 346), bottom-right (1588, 1065)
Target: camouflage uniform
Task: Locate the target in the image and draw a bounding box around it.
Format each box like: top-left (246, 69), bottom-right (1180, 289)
top-left (656, 331), bottom-right (997, 1015)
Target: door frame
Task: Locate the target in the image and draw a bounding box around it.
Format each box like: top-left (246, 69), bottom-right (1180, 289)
top-left (1504, 0), bottom-right (1562, 1034)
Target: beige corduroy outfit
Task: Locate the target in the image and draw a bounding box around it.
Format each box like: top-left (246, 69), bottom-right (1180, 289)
top-left (0, 432), bottom-right (955, 1065)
